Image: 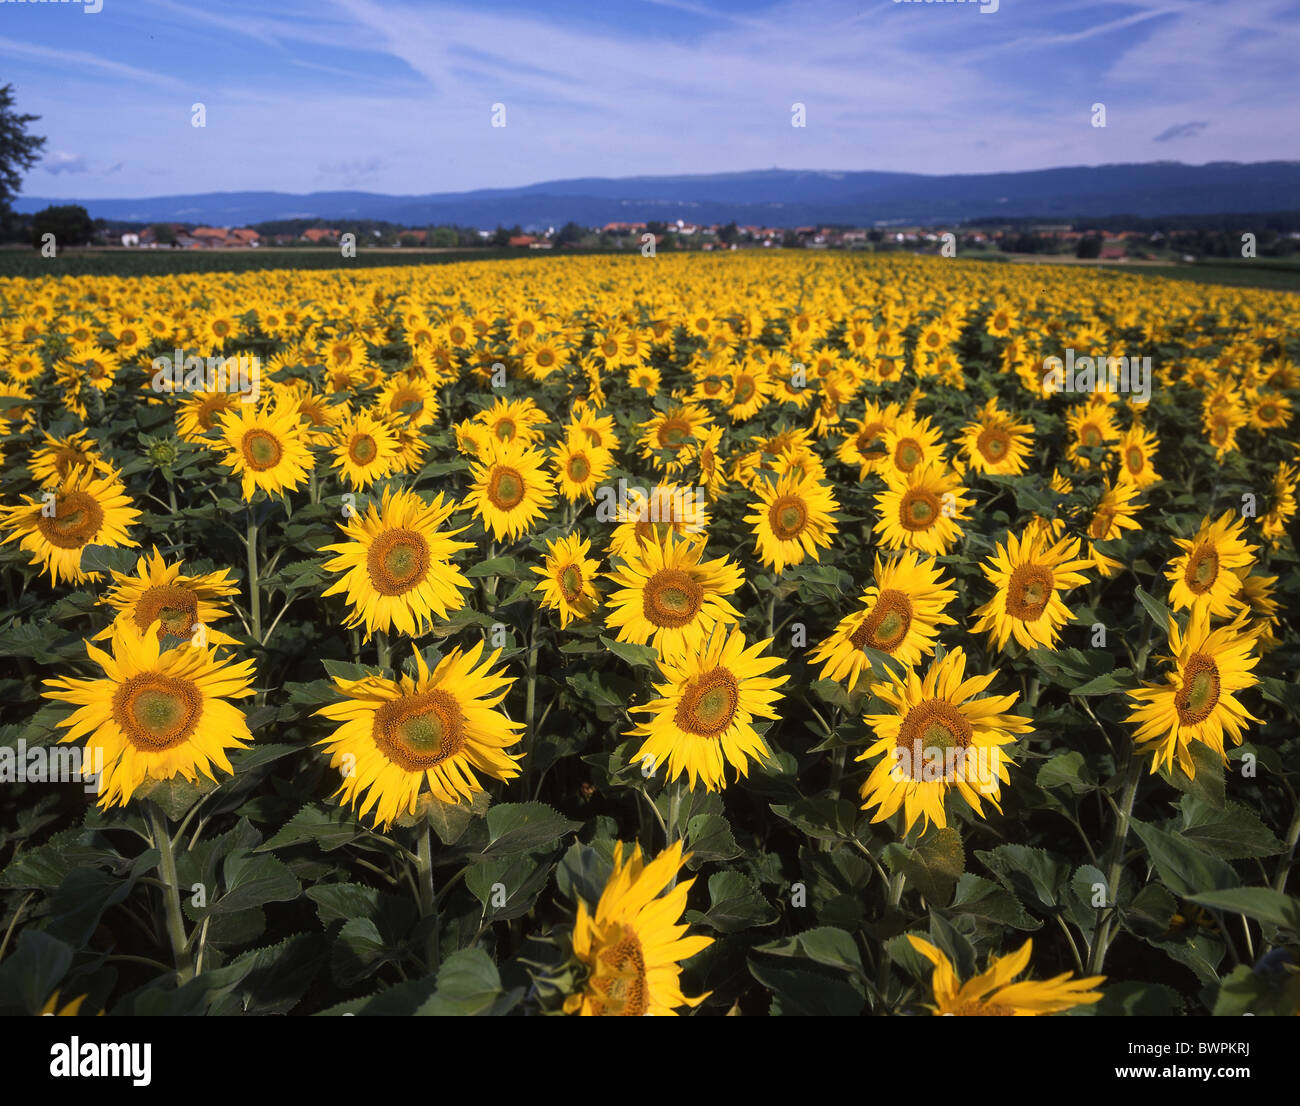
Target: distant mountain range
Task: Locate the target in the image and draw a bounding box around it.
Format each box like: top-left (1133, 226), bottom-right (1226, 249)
top-left (17, 162), bottom-right (1300, 228)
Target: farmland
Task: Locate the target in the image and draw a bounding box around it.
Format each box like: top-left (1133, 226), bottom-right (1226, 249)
top-left (0, 251), bottom-right (1296, 1017)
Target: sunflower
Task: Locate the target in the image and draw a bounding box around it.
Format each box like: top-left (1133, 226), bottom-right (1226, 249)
top-left (1165, 511), bottom-right (1257, 618)
top-left (1083, 477), bottom-right (1143, 576)
top-left (41, 621), bottom-right (256, 809)
top-left (564, 840), bottom-right (712, 1017)
top-left (322, 487), bottom-right (473, 640)
top-left (744, 470), bottom-right (839, 575)
top-left (463, 437), bottom-right (556, 542)
top-left (627, 364), bottom-right (661, 394)
top-left (476, 397), bottom-right (549, 446)
top-left (28, 429), bottom-right (114, 489)
top-left (1260, 462), bottom-right (1298, 548)
top-left (569, 408), bottom-right (621, 454)
top-left (606, 482), bottom-right (710, 559)
top-left (176, 390), bottom-right (243, 443)
top-left (7, 348), bottom-right (45, 384)
top-left (0, 468), bottom-right (139, 586)
top-left (605, 532), bottom-right (744, 661)
top-left (331, 410), bottom-right (401, 490)
top-left (316, 642), bottom-right (523, 829)
top-left (957, 398), bottom-right (1034, 476)
top-left (726, 360), bottom-right (770, 421)
top-left (552, 434), bottom-right (613, 503)
top-left (908, 936), bottom-right (1104, 1016)
top-left (971, 529), bottom-right (1092, 652)
top-left (98, 547), bottom-right (240, 647)
top-left (521, 338), bottom-right (566, 381)
top-left (857, 647), bottom-right (1031, 835)
top-left (984, 304), bottom-right (1021, 339)
top-left (1127, 607), bottom-right (1259, 778)
top-left (874, 463), bottom-right (971, 555)
top-left (809, 551), bottom-right (957, 691)
top-left (214, 400), bottom-right (312, 501)
top-left (637, 402), bottom-right (712, 475)
top-left (1065, 401), bottom-right (1119, 469)
top-left (1201, 387), bottom-right (1247, 459)
top-left (59, 341), bottom-right (121, 392)
top-left (882, 411), bottom-right (946, 478)
top-left (1248, 389), bottom-right (1292, 432)
top-left (39, 990), bottom-right (98, 1017)
top-left (1237, 569), bottom-right (1281, 652)
top-left (377, 372), bottom-right (438, 430)
top-left (1114, 422), bottom-right (1161, 489)
top-left (627, 625), bottom-right (787, 791)
top-left (680, 424), bottom-right (728, 500)
top-left (532, 533), bottom-right (602, 628)
top-left (836, 401), bottom-right (901, 478)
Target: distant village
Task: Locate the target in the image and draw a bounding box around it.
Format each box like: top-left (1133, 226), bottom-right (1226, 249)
top-left (106, 219), bottom-right (1234, 261)
top-left (27, 210), bottom-right (1299, 262)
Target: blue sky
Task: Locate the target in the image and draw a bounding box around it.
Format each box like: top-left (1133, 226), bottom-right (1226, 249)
top-left (5, 0), bottom-right (1299, 199)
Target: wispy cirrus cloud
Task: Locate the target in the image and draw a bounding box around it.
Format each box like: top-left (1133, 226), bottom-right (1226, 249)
top-left (6, 0), bottom-right (1297, 199)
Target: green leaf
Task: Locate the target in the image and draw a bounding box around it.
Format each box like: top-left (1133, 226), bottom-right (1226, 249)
top-left (208, 852), bottom-right (301, 916)
top-left (465, 556), bottom-right (528, 580)
top-left (757, 927), bottom-right (865, 976)
top-left (466, 854), bottom-right (555, 921)
top-left (689, 871), bottom-right (778, 933)
top-left (320, 659), bottom-right (383, 682)
top-left (597, 635), bottom-right (661, 668)
top-left (747, 956), bottom-right (865, 1016)
top-left (258, 804), bottom-right (362, 853)
top-left (417, 948), bottom-right (519, 1016)
top-left (682, 813), bottom-right (742, 866)
top-left (770, 797), bottom-right (859, 841)
top-left (482, 802), bottom-right (580, 857)
top-left (1134, 586), bottom-right (1173, 630)
top-left (947, 874), bottom-right (1040, 930)
top-left (1130, 819), bottom-right (1239, 897)
top-left (1179, 797), bottom-right (1284, 860)
top-left (975, 844), bottom-right (1068, 911)
top-left (883, 827), bottom-right (964, 906)
top-left (1159, 740), bottom-right (1226, 808)
top-left (1186, 888), bottom-right (1300, 933)
top-left (1037, 751), bottom-right (1095, 794)
top-left (306, 882), bottom-right (379, 926)
top-left (425, 790), bottom-right (490, 845)
top-left (1091, 981), bottom-right (1184, 1016)
top-left (1120, 883), bottom-right (1178, 939)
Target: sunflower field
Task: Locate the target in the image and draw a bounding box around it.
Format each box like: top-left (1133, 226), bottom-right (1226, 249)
top-left (0, 251), bottom-right (1297, 1019)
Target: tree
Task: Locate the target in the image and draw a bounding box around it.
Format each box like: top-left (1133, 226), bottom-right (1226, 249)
top-left (0, 84), bottom-right (46, 227)
top-left (33, 204), bottom-right (95, 251)
top-left (554, 221), bottom-right (585, 247)
top-left (150, 223), bottom-right (177, 246)
top-left (718, 221), bottom-right (739, 245)
top-left (1075, 234), bottom-right (1103, 260)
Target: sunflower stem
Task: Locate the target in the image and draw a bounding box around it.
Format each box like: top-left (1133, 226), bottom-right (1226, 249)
top-left (148, 805), bottom-right (194, 984)
top-left (415, 822), bottom-right (440, 969)
top-left (1272, 802), bottom-right (1300, 892)
top-left (1089, 754), bottom-right (1142, 974)
top-left (522, 605), bottom-right (540, 791)
top-left (245, 511), bottom-right (262, 645)
top-left (376, 630), bottom-right (392, 671)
